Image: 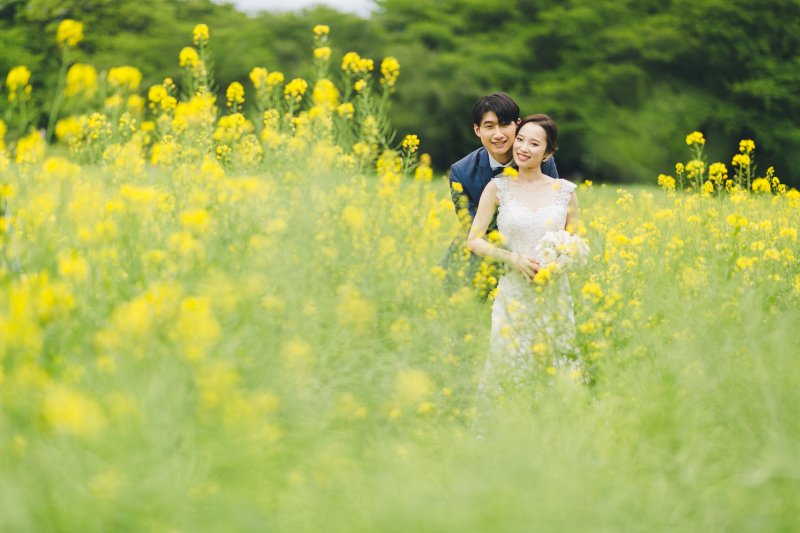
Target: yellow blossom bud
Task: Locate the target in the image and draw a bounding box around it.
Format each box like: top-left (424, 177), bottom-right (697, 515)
top-left (313, 25), bottom-right (330, 36)
top-left (193, 24), bottom-right (210, 44)
top-left (284, 78), bottom-right (308, 103)
top-left (107, 66), bottom-right (142, 91)
top-left (57, 20), bottom-right (84, 49)
top-left (64, 64), bottom-right (98, 99)
top-left (336, 102), bottom-right (355, 119)
top-left (685, 131), bottom-right (705, 146)
top-left (179, 47), bottom-right (199, 68)
top-left (250, 67), bottom-right (268, 88)
top-left (402, 134), bottom-right (420, 153)
top-left (226, 82), bottom-right (245, 106)
top-left (266, 72), bottom-right (284, 86)
top-left (314, 47), bottom-right (332, 62)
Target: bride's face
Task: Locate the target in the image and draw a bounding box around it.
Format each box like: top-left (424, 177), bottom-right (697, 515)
top-left (513, 123), bottom-right (549, 169)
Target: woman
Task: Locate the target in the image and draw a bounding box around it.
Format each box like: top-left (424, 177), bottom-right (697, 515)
top-left (467, 114), bottom-right (584, 411)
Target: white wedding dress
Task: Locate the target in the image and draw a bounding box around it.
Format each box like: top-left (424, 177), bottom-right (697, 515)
top-left (476, 176), bottom-right (585, 411)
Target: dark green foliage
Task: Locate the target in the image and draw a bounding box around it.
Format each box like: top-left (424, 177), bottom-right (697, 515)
top-left (3, 0), bottom-right (800, 184)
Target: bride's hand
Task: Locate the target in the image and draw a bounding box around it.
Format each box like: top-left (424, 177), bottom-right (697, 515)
top-left (510, 253), bottom-right (538, 282)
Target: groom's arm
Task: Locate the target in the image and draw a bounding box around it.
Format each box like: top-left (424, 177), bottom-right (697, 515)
top-left (448, 166), bottom-right (474, 231)
top-left (542, 157), bottom-right (559, 179)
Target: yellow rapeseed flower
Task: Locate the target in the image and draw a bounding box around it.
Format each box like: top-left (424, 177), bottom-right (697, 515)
top-left (313, 25), bottom-right (330, 36)
top-left (148, 85), bottom-right (168, 104)
top-left (226, 82), bottom-right (245, 106)
top-left (732, 153), bottom-right (751, 167)
top-left (336, 102), bottom-right (354, 119)
top-left (65, 63), bottom-right (98, 98)
top-left (752, 178), bottom-right (770, 193)
top-left (314, 47), bottom-right (332, 62)
top-left (380, 56), bottom-right (400, 88)
top-left (355, 79), bottom-right (367, 92)
top-left (402, 134), bottom-right (420, 153)
top-left (250, 67), bottom-right (268, 88)
top-left (179, 47), bottom-right (200, 68)
top-left (263, 73), bottom-right (282, 88)
top-left (43, 385), bottom-right (106, 437)
top-left (685, 131), bottom-right (705, 146)
top-left (739, 139), bottom-right (755, 153)
top-left (193, 24), bottom-right (210, 44)
top-left (107, 66), bottom-right (142, 91)
top-left (57, 19), bottom-right (84, 49)
top-left (284, 78), bottom-right (308, 102)
top-left (6, 66), bottom-right (31, 101)
top-left (342, 52), bottom-right (363, 74)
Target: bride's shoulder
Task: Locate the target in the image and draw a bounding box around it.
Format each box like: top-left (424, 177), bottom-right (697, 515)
top-left (490, 175), bottom-right (508, 187)
top-left (486, 177), bottom-right (506, 204)
top-left (556, 178), bottom-right (578, 194)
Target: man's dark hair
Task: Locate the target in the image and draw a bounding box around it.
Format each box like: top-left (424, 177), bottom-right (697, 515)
top-left (472, 93), bottom-right (520, 127)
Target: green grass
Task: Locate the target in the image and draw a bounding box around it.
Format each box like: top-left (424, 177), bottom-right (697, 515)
top-left (0, 160), bottom-right (798, 532)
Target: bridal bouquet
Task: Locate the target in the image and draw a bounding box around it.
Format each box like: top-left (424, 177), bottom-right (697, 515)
top-left (532, 230), bottom-right (590, 283)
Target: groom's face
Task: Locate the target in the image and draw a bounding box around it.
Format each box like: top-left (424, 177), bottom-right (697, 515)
top-left (474, 111), bottom-right (519, 162)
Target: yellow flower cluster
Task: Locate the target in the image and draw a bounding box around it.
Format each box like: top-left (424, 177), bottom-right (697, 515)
top-left (6, 66), bottom-right (31, 102)
top-left (342, 52), bottom-right (374, 75)
top-left (226, 82), bottom-right (245, 106)
top-left (402, 134), bottom-right (420, 153)
top-left (250, 67), bottom-right (268, 88)
top-left (65, 64), bottom-right (98, 98)
top-left (193, 24), bottom-right (210, 44)
top-left (284, 78), bottom-right (309, 102)
top-left (739, 139), bottom-right (755, 153)
top-left (312, 79), bottom-right (339, 110)
top-left (314, 47), bottom-right (332, 62)
top-left (380, 56), bottom-right (401, 89)
top-left (57, 19), bottom-right (84, 49)
top-left (180, 47), bottom-right (200, 68)
top-left (337, 102), bottom-right (354, 119)
top-left (107, 66), bottom-right (142, 92)
top-left (685, 131), bottom-right (705, 145)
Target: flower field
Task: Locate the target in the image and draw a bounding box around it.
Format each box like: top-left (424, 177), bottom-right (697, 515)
top-left (1, 22), bottom-right (800, 532)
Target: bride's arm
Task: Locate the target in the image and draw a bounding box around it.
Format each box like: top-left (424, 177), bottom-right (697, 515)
top-left (565, 191), bottom-right (579, 234)
top-left (467, 182), bottom-right (538, 281)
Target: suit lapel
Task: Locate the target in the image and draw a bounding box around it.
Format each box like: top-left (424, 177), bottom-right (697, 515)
top-left (475, 148), bottom-right (493, 188)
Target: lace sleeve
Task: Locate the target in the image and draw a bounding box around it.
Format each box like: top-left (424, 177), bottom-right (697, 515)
top-left (491, 176), bottom-right (509, 206)
top-left (556, 179), bottom-right (577, 207)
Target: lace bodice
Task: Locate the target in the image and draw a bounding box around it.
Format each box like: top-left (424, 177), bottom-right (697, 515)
top-left (493, 177), bottom-right (577, 257)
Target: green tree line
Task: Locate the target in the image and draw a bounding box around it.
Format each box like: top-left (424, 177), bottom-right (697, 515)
top-left (2, 0), bottom-right (800, 184)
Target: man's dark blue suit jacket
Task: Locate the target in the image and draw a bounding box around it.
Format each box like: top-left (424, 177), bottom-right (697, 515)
top-left (439, 146), bottom-right (559, 295)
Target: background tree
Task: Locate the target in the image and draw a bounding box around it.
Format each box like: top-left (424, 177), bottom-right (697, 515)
top-left (3, 0), bottom-right (799, 184)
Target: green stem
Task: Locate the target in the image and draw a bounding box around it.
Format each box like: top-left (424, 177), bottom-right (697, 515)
top-left (3, 98), bottom-right (16, 124)
top-left (231, 101), bottom-right (237, 167)
top-left (200, 42), bottom-right (208, 91)
top-left (18, 97), bottom-right (28, 137)
top-left (46, 46), bottom-right (71, 144)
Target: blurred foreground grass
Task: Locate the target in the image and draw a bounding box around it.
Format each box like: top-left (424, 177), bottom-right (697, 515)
top-left (1, 159), bottom-right (799, 531)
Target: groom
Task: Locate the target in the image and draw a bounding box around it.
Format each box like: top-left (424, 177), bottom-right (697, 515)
top-left (439, 93), bottom-right (559, 297)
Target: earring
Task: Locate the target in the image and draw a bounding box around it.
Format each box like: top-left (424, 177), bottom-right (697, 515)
top-left (543, 156), bottom-right (549, 163)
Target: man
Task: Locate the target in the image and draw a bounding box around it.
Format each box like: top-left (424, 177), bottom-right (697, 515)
top-left (439, 93), bottom-right (559, 297)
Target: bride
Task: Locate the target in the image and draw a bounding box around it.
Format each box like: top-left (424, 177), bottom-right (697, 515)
top-left (467, 114), bottom-right (585, 410)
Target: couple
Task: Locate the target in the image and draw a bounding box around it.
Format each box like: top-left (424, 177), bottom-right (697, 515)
top-left (441, 93), bottom-right (584, 411)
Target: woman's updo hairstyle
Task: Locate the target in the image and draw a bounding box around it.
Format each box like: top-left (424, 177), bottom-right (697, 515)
top-left (516, 114), bottom-right (558, 155)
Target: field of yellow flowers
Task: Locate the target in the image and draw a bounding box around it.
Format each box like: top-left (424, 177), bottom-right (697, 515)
top-left (1, 21), bottom-right (799, 532)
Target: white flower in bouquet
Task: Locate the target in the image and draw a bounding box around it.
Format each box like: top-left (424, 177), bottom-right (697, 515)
top-left (534, 230), bottom-right (590, 279)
